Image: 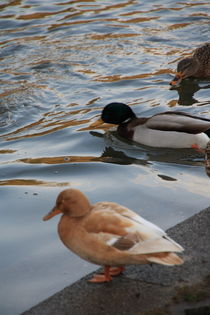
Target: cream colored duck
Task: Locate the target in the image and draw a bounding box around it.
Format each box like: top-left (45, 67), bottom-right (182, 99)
top-left (43, 188), bottom-right (184, 283)
top-left (170, 42), bottom-right (210, 86)
top-left (101, 102), bottom-right (210, 150)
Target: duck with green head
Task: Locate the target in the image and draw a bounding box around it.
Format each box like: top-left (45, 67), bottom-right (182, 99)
top-left (170, 42), bottom-right (210, 86)
top-left (101, 102), bottom-right (210, 149)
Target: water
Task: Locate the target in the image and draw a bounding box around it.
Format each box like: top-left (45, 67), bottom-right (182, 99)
top-left (0, 0), bottom-right (210, 314)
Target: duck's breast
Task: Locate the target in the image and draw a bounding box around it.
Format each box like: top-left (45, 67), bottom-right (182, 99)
top-left (58, 215), bottom-right (121, 266)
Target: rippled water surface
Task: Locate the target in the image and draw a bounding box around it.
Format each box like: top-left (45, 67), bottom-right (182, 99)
top-left (0, 0), bottom-right (210, 314)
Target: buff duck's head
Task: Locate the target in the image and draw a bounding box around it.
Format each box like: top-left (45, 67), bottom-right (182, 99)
top-left (101, 102), bottom-right (136, 125)
top-left (170, 57), bottom-right (199, 86)
top-left (43, 188), bottom-right (91, 221)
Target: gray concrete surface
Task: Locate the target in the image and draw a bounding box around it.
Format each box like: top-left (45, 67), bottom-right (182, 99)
top-left (23, 207), bottom-right (210, 315)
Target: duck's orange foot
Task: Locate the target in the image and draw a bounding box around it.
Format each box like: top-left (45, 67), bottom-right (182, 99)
top-left (88, 265), bottom-right (124, 283)
top-left (88, 273), bottom-right (112, 283)
top-left (191, 144), bottom-right (205, 154)
top-left (109, 266), bottom-right (125, 276)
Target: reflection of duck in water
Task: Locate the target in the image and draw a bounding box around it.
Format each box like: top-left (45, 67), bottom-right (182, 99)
top-left (100, 146), bottom-right (148, 166)
top-left (100, 102), bottom-right (210, 150)
top-left (170, 80), bottom-right (210, 106)
top-left (43, 188), bottom-right (183, 283)
top-left (170, 42), bottom-right (210, 86)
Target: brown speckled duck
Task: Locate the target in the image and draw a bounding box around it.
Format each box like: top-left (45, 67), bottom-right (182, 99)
top-left (170, 42), bottom-right (210, 86)
top-left (43, 188), bottom-right (184, 283)
top-left (205, 141), bottom-right (210, 178)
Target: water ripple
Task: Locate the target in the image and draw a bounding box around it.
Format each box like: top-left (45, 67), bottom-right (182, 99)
top-left (0, 1), bottom-right (210, 314)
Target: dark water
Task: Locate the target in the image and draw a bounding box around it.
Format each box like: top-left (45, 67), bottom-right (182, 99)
top-left (0, 0), bottom-right (210, 314)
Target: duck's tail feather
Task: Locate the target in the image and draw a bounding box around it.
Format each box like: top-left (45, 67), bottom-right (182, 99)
top-left (204, 129), bottom-right (210, 138)
top-left (146, 252), bottom-right (183, 266)
top-left (129, 237), bottom-right (183, 255)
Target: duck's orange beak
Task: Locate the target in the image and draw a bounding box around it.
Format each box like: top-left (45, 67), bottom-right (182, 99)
top-left (170, 72), bottom-right (183, 86)
top-left (43, 207), bottom-right (62, 221)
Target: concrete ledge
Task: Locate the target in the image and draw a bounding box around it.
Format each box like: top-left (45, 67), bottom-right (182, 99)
top-left (23, 207), bottom-right (210, 315)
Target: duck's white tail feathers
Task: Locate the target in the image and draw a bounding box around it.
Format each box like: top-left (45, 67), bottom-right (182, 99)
top-left (129, 236), bottom-right (183, 255)
top-left (147, 252), bottom-right (183, 266)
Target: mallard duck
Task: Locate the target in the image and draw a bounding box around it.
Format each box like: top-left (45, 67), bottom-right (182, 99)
top-left (101, 102), bottom-right (210, 149)
top-left (170, 42), bottom-right (210, 86)
top-left (43, 188), bottom-right (183, 283)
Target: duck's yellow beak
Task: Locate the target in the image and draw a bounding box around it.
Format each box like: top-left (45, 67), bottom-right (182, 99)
top-left (43, 207), bottom-right (62, 221)
top-left (89, 118), bottom-right (115, 129)
top-left (79, 118), bottom-right (105, 131)
top-left (89, 118), bottom-right (104, 128)
top-left (79, 117), bottom-right (114, 131)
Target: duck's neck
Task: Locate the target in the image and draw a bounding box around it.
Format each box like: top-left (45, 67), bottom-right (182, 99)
top-left (71, 201), bottom-right (92, 218)
top-left (117, 117), bottom-right (147, 140)
top-left (117, 121), bottom-right (134, 140)
top-left (122, 117), bottom-right (134, 124)
top-left (189, 58), bottom-right (200, 77)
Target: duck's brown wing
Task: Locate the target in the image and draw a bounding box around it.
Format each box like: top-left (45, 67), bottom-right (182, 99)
top-left (193, 42), bottom-right (210, 66)
top-left (144, 111), bottom-right (210, 134)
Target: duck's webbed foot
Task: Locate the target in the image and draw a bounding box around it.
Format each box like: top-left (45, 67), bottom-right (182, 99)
top-left (88, 266), bottom-right (124, 283)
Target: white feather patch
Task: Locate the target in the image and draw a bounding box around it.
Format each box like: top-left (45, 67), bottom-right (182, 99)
top-left (133, 125), bottom-right (209, 148)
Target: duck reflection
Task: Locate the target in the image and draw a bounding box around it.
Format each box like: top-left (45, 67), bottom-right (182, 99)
top-left (100, 146), bottom-right (149, 166)
top-left (170, 80), bottom-right (210, 106)
top-left (90, 130), bottom-right (204, 167)
top-left (90, 131), bottom-right (206, 182)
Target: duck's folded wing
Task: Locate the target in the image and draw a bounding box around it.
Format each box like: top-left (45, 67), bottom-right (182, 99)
top-left (145, 111), bottom-right (210, 134)
top-left (84, 206), bottom-right (183, 254)
top-left (93, 202), bottom-right (164, 233)
top-left (84, 209), bottom-right (133, 239)
top-left (83, 209), bottom-right (136, 251)
top-left (193, 42), bottom-right (210, 62)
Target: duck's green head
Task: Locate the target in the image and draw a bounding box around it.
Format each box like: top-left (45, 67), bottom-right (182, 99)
top-left (101, 102), bottom-right (136, 124)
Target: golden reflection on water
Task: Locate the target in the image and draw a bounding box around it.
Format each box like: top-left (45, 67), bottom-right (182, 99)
top-left (0, 35), bottom-right (46, 46)
top-left (19, 155), bottom-right (109, 164)
top-left (167, 22), bottom-right (191, 30)
top-left (17, 11), bottom-right (59, 20)
top-left (4, 118), bottom-right (89, 141)
top-left (71, 1), bottom-right (137, 13)
top-left (191, 13), bottom-right (209, 17)
top-left (0, 0), bottom-right (21, 11)
top-left (48, 18), bottom-right (117, 30)
top-left (0, 83), bottom-right (47, 98)
top-left (95, 68), bottom-right (172, 82)
top-left (1, 102), bottom-right (113, 140)
top-left (90, 33), bottom-right (139, 40)
top-left (0, 149), bottom-right (16, 154)
top-left (0, 179), bottom-right (70, 186)
top-left (120, 16), bottom-right (159, 23)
